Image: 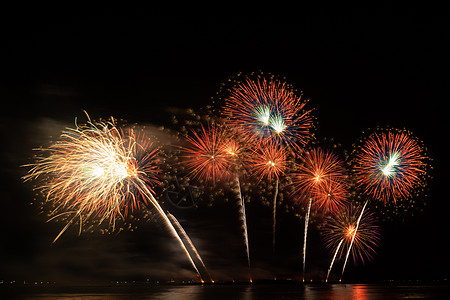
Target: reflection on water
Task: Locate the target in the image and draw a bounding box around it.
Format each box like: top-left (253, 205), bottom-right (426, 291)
top-left (151, 285), bottom-right (201, 300)
top-left (151, 284), bottom-right (254, 300)
top-left (352, 284), bottom-right (369, 300)
top-left (1, 284), bottom-right (449, 300)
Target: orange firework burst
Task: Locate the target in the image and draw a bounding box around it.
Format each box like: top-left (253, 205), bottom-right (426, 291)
top-left (23, 116), bottom-right (161, 237)
top-left (312, 179), bottom-right (348, 213)
top-left (222, 74), bottom-right (313, 152)
top-left (290, 147), bottom-right (348, 213)
top-left (179, 123), bottom-right (238, 183)
top-left (353, 128), bottom-right (428, 204)
top-left (248, 140), bottom-right (287, 183)
top-left (321, 203), bottom-right (381, 265)
top-left (222, 128), bottom-right (247, 162)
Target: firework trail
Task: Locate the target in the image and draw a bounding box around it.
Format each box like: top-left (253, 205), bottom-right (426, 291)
top-left (353, 128), bottom-right (427, 204)
top-left (302, 198), bottom-right (312, 280)
top-left (47, 211), bottom-right (83, 243)
top-left (138, 183), bottom-right (202, 280)
top-left (236, 175), bottom-right (252, 282)
top-left (272, 178), bottom-right (279, 253)
top-left (222, 132), bottom-right (251, 276)
top-left (341, 200), bottom-right (368, 278)
top-left (167, 212), bottom-right (212, 282)
top-left (23, 116), bottom-right (203, 280)
top-left (290, 147), bottom-right (348, 277)
top-left (248, 140), bottom-right (286, 252)
top-left (326, 238), bottom-right (343, 282)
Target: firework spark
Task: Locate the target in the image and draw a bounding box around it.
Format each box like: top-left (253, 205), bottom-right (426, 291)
top-left (222, 75), bottom-right (313, 151)
top-left (353, 128), bottom-right (427, 204)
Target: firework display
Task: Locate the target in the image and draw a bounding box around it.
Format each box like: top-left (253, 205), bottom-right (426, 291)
top-left (22, 71), bottom-right (431, 283)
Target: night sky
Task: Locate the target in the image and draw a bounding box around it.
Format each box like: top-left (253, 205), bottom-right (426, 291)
top-left (1, 7), bottom-right (449, 285)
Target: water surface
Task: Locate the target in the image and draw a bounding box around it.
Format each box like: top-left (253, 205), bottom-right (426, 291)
top-left (2, 283), bottom-right (449, 299)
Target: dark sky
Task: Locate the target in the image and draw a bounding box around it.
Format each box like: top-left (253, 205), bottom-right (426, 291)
top-left (1, 7), bottom-right (449, 284)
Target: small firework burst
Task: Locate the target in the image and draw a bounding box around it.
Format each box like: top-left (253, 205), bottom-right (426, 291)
top-left (247, 140), bottom-right (287, 183)
top-left (222, 126), bottom-right (248, 169)
top-left (312, 179), bottom-right (348, 214)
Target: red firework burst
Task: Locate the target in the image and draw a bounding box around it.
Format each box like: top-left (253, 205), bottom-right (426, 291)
top-left (290, 148), bottom-right (348, 213)
top-left (222, 75), bottom-right (313, 151)
top-left (179, 123), bottom-right (233, 182)
top-left (353, 128), bottom-right (427, 203)
top-left (248, 140), bottom-right (287, 183)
